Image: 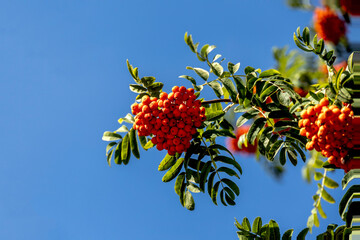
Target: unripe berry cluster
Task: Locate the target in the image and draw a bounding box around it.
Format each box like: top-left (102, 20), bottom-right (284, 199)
top-left (130, 86), bottom-right (206, 156)
top-left (298, 98), bottom-right (354, 169)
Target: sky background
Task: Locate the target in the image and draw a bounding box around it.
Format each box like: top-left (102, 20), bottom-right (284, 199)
top-left (1, 0), bottom-right (359, 239)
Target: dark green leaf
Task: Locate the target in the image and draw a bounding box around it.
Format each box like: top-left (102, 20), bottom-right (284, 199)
top-left (179, 75), bottom-right (197, 85)
top-left (218, 167), bottom-right (240, 179)
top-left (129, 128), bottom-right (140, 159)
top-left (200, 162), bottom-right (212, 191)
top-left (296, 228), bottom-right (309, 240)
top-left (207, 172), bottom-right (216, 197)
top-left (211, 62), bottom-right (224, 77)
top-left (247, 117), bottom-right (266, 144)
top-left (214, 156), bottom-right (242, 175)
top-left (222, 178), bottom-right (240, 196)
top-left (114, 141), bottom-right (122, 165)
top-left (267, 140), bottom-right (283, 161)
top-left (121, 133), bottom-right (131, 164)
top-left (138, 135), bottom-right (148, 149)
top-left (287, 147), bottom-right (297, 166)
top-left (203, 129), bottom-right (235, 139)
top-left (211, 181), bottom-right (220, 205)
top-left (219, 78), bottom-right (238, 102)
top-left (107, 149), bottom-right (114, 166)
top-left (236, 109), bottom-right (258, 127)
top-left (269, 220), bottom-right (281, 240)
top-left (252, 217), bottom-right (262, 235)
top-left (206, 111), bottom-right (225, 121)
top-left (279, 147), bottom-right (286, 165)
top-left (228, 62), bottom-right (240, 75)
top-left (282, 229), bottom-right (294, 240)
top-left (147, 82), bottom-right (164, 92)
top-left (106, 142), bottom-right (117, 155)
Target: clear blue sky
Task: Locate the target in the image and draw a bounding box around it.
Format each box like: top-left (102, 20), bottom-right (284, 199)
top-left (0, 0), bottom-right (354, 239)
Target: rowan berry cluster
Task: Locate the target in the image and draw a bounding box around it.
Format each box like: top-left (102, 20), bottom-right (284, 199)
top-left (298, 98), bottom-right (353, 169)
top-left (131, 86), bottom-right (206, 156)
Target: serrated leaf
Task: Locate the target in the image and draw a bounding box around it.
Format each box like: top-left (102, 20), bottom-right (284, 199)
top-left (162, 158), bottom-right (184, 182)
top-left (102, 131), bottom-right (122, 141)
top-left (158, 154), bottom-right (176, 171)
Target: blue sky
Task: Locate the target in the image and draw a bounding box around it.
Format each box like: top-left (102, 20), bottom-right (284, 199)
top-left (0, 0), bottom-right (353, 239)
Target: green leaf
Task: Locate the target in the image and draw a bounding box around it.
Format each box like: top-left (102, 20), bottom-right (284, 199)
top-left (314, 172), bottom-right (323, 181)
top-left (278, 91), bottom-right (291, 107)
top-left (147, 82), bottom-right (164, 92)
top-left (115, 125), bottom-right (129, 133)
top-left (242, 217), bottom-right (251, 231)
top-left (121, 133), bottom-right (131, 164)
top-left (236, 109), bottom-right (258, 127)
top-left (102, 131), bottom-right (122, 141)
top-left (114, 141), bottom-right (122, 165)
top-left (279, 147), bottom-right (286, 165)
top-left (222, 178), bottom-right (240, 196)
top-left (247, 117), bottom-right (266, 145)
top-left (214, 156), bottom-right (242, 175)
top-left (267, 140), bottom-right (284, 161)
top-left (228, 62), bottom-right (240, 75)
top-left (208, 144), bottom-right (235, 160)
top-left (269, 220), bottom-right (281, 240)
top-left (129, 128), bottom-right (140, 159)
top-left (317, 202), bottom-right (327, 218)
top-left (218, 167), bottom-right (240, 179)
top-left (162, 158), bottom-right (184, 182)
top-left (320, 187), bottom-right (335, 203)
top-left (282, 229), bottom-right (293, 240)
top-left (144, 140), bottom-right (154, 150)
top-left (287, 147), bottom-right (297, 166)
top-left (233, 75), bottom-right (246, 100)
top-left (126, 59), bottom-right (141, 83)
top-left (211, 181), bottom-right (220, 205)
top-left (107, 148), bottom-right (114, 166)
top-left (187, 183), bottom-right (201, 193)
top-left (138, 135), bottom-right (148, 149)
top-left (106, 142), bottom-right (117, 155)
top-left (175, 172), bottom-right (185, 196)
top-left (211, 62), bottom-right (224, 77)
top-left (208, 80), bottom-right (223, 98)
top-left (207, 172), bottom-right (216, 197)
top-left (118, 113), bottom-right (135, 124)
top-left (158, 154), bottom-right (176, 171)
top-left (129, 84), bottom-right (147, 93)
top-left (260, 85), bottom-right (278, 102)
top-left (296, 228), bottom-right (309, 240)
top-left (302, 27), bottom-right (310, 45)
top-left (179, 75), bottom-right (197, 86)
top-left (206, 110), bottom-right (225, 121)
top-left (184, 191), bottom-right (195, 210)
top-left (252, 217), bottom-right (262, 235)
top-left (193, 68), bottom-right (209, 81)
top-left (141, 76), bottom-right (155, 87)
top-left (244, 66), bottom-right (255, 74)
top-left (219, 78), bottom-right (238, 102)
top-left (200, 162), bottom-right (212, 191)
top-left (259, 69), bottom-right (281, 78)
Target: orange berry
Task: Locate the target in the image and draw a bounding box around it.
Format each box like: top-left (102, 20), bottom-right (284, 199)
top-left (172, 86), bottom-right (179, 93)
top-left (319, 98), bottom-right (329, 107)
top-left (142, 95), bottom-right (151, 105)
top-left (301, 110), bottom-right (309, 119)
top-left (307, 106), bottom-right (315, 116)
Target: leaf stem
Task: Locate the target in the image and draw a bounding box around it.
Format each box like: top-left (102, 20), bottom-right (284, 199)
top-left (202, 99), bottom-right (233, 104)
